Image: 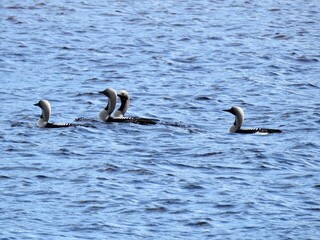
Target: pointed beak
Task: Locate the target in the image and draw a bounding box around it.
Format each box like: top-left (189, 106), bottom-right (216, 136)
top-left (34, 102), bottom-right (40, 106)
top-left (223, 109), bottom-right (231, 113)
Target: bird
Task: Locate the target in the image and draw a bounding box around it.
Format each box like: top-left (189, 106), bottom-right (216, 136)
top-left (113, 90), bottom-right (130, 118)
top-left (223, 106), bottom-right (282, 134)
top-left (98, 88), bottom-right (117, 122)
top-left (99, 88), bottom-right (159, 125)
top-left (34, 100), bottom-right (78, 128)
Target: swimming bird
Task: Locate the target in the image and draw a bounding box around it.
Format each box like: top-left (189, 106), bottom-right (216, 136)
top-left (99, 88), bottom-right (159, 125)
top-left (223, 106), bottom-right (282, 134)
top-left (98, 88), bottom-right (117, 122)
top-left (113, 90), bottom-right (130, 118)
top-left (34, 100), bottom-right (76, 128)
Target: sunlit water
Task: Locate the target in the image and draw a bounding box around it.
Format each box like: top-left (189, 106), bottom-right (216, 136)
top-left (1, 0), bottom-right (319, 239)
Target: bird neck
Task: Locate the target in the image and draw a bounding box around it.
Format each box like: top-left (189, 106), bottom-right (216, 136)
top-left (114, 97), bottom-right (130, 117)
top-left (235, 113), bottom-right (243, 128)
top-left (229, 113), bottom-right (243, 133)
top-left (100, 93), bottom-right (117, 121)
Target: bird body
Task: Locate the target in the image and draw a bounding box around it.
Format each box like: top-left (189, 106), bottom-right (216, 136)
top-left (224, 106), bottom-right (282, 134)
top-left (34, 100), bottom-right (76, 128)
top-left (99, 88), bottom-right (158, 125)
top-left (113, 90), bottom-right (130, 118)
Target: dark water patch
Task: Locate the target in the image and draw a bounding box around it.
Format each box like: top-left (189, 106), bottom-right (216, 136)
top-left (6, 16), bottom-right (24, 24)
top-left (290, 54), bottom-right (319, 63)
top-left (171, 56), bottom-right (199, 64)
top-left (75, 91), bottom-right (100, 97)
top-left (207, 36), bottom-right (224, 41)
top-left (5, 4), bottom-right (26, 10)
top-left (10, 122), bottom-right (34, 128)
top-left (224, 42), bottom-right (244, 47)
top-left (145, 205), bottom-right (167, 213)
top-left (193, 151), bottom-right (223, 157)
top-left (34, 175), bottom-right (50, 179)
top-left (269, 8), bottom-right (281, 12)
top-left (97, 164), bottom-right (120, 173)
top-left (77, 199), bottom-right (106, 205)
top-left (159, 198), bottom-right (185, 205)
top-left (214, 176), bottom-right (246, 181)
top-left (161, 121), bottom-right (197, 133)
top-left (186, 219), bottom-right (212, 227)
top-left (288, 82), bottom-right (318, 89)
top-left (125, 168), bottom-right (155, 176)
top-left (0, 175), bottom-right (11, 179)
top-left (74, 117), bottom-right (99, 123)
top-left (171, 163), bottom-right (200, 170)
top-left (194, 96), bottom-right (212, 101)
top-left (84, 205), bottom-right (107, 213)
top-left (33, 190), bottom-right (60, 196)
top-left (55, 148), bottom-right (86, 156)
top-left (182, 183), bottom-right (205, 190)
top-left (273, 33), bottom-right (292, 40)
top-left (303, 207), bottom-right (320, 212)
top-left (0, 166), bottom-right (42, 171)
top-left (283, 174), bottom-right (314, 180)
top-left (215, 203), bottom-right (236, 209)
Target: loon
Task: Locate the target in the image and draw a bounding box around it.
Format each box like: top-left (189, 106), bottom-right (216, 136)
top-left (34, 100), bottom-right (78, 128)
top-left (99, 88), bottom-right (159, 125)
top-left (224, 106), bottom-right (282, 134)
top-left (98, 88), bottom-right (117, 122)
top-left (113, 90), bottom-right (130, 118)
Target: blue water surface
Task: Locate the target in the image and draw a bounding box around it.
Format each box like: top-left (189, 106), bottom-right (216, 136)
top-left (1, 0), bottom-right (320, 239)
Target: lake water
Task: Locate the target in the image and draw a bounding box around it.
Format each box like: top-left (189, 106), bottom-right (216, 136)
top-left (1, 0), bottom-right (319, 239)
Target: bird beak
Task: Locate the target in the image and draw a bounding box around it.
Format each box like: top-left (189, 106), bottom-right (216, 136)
top-left (98, 91), bottom-right (105, 94)
top-left (223, 109), bottom-right (231, 113)
top-left (34, 102), bottom-right (40, 106)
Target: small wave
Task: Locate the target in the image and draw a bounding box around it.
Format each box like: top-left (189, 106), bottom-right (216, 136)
top-left (125, 168), bottom-right (155, 176)
top-left (97, 164), bottom-right (120, 173)
top-left (35, 175), bottom-right (50, 179)
top-left (0, 175), bottom-right (11, 179)
top-left (182, 183), bottom-right (205, 190)
top-left (195, 96), bottom-right (212, 101)
top-left (6, 16), bottom-right (24, 24)
top-left (145, 205), bottom-right (168, 212)
top-left (295, 56), bottom-right (319, 63)
top-left (273, 33), bottom-right (292, 40)
top-left (186, 220), bottom-right (212, 227)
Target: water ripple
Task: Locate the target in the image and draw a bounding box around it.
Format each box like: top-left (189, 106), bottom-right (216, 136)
top-left (1, 0), bottom-right (319, 239)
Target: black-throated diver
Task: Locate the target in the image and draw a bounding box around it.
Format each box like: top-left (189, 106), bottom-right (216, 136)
top-left (34, 100), bottom-right (78, 128)
top-left (99, 88), bottom-right (159, 125)
top-left (113, 90), bottom-right (130, 118)
top-left (224, 106), bottom-right (282, 134)
top-left (98, 88), bottom-right (117, 122)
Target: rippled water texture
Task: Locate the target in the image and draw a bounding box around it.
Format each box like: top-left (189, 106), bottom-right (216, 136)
top-left (1, 0), bottom-right (320, 239)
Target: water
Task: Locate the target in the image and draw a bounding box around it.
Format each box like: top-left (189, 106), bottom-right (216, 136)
top-left (1, 0), bottom-right (320, 239)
